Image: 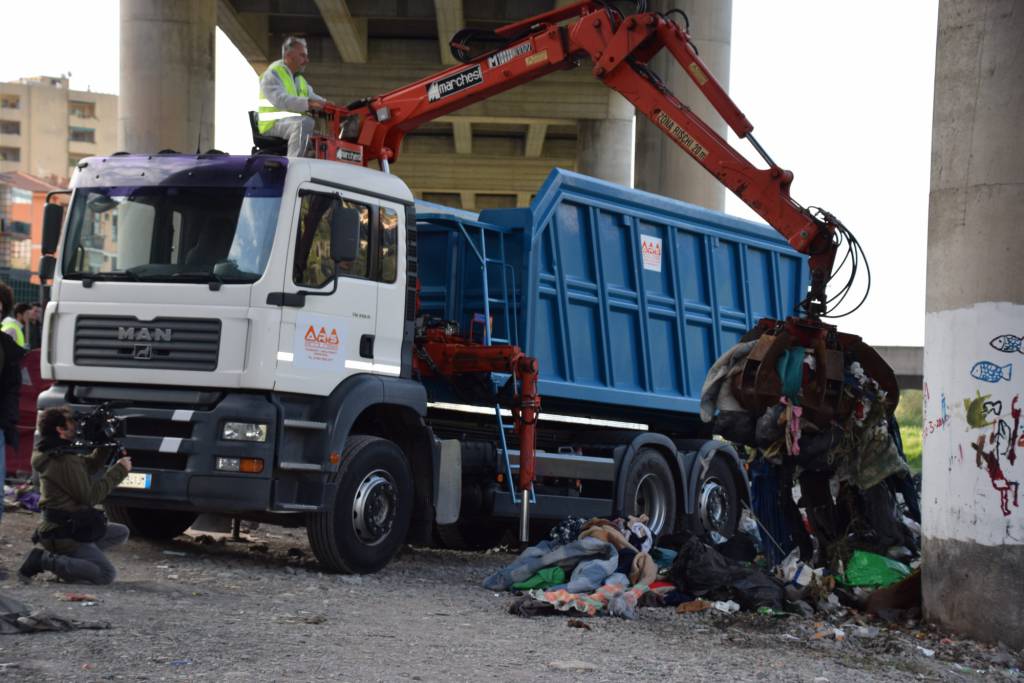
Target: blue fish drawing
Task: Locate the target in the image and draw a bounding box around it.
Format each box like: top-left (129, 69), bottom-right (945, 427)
top-left (971, 361), bottom-right (1012, 383)
top-left (990, 334), bottom-right (1024, 354)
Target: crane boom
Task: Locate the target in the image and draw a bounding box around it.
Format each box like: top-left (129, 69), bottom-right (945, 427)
top-left (310, 0), bottom-right (838, 315)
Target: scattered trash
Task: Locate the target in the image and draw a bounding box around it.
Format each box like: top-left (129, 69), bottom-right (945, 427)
top-left (566, 618), bottom-right (591, 630)
top-left (276, 613), bottom-right (327, 625)
top-left (918, 647), bottom-right (935, 658)
top-left (712, 600), bottom-right (740, 614)
top-left (840, 550), bottom-right (910, 588)
top-left (169, 659), bottom-right (192, 667)
top-left (162, 551), bottom-right (187, 557)
top-left (676, 599), bottom-right (713, 614)
top-left (286, 548), bottom-right (305, 559)
top-left (57, 593), bottom-right (99, 603)
top-left (249, 543), bottom-right (269, 553)
top-left (852, 626), bottom-right (880, 639)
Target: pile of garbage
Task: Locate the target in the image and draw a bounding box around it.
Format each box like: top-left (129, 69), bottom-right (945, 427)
top-left (485, 511), bottom-right (921, 623)
top-left (702, 339), bottom-right (920, 573)
top-left (3, 481), bottom-right (40, 514)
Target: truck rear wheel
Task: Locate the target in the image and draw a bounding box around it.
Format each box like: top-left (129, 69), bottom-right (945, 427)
top-left (104, 505), bottom-right (197, 540)
top-left (621, 448), bottom-right (676, 536)
top-left (691, 456), bottom-right (740, 542)
top-left (308, 435), bottom-right (413, 574)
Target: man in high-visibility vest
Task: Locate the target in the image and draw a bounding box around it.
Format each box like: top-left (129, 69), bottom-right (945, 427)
top-left (1, 302), bottom-right (30, 350)
top-left (258, 36), bottom-right (331, 157)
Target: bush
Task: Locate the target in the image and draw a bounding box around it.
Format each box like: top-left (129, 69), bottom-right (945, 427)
top-left (895, 389), bottom-right (923, 473)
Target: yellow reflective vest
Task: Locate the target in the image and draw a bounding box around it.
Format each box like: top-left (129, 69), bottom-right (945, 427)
top-left (258, 60), bottom-right (310, 134)
top-left (1, 317), bottom-right (25, 349)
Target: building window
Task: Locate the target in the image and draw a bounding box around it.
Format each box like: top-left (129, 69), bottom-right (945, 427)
top-left (0, 147), bottom-right (20, 162)
top-left (11, 188), bottom-right (31, 205)
top-left (0, 121), bottom-right (19, 135)
top-left (69, 126), bottom-right (95, 143)
top-left (69, 100), bottom-right (97, 118)
top-left (0, 95), bottom-right (19, 110)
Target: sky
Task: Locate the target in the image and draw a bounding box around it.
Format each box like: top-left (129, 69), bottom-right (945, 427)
top-left (0, 0), bottom-right (939, 346)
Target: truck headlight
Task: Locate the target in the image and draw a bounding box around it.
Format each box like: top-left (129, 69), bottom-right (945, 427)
top-left (222, 422), bottom-right (268, 442)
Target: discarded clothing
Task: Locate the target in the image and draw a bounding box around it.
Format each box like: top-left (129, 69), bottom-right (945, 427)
top-left (625, 515), bottom-right (655, 553)
top-left (527, 582), bottom-right (651, 620)
top-left (548, 515), bottom-right (587, 547)
top-left (511, 566), bottom-right (567, 591)
top-left (578, 525), bottom-right (637, 553)
top-left (483, 537), bottom-right (619, 594)
top-left (0, 592), bottom-right (110, 635)
top-left (700, 340), bottom-right (757, 422)
top-left (668, 533), bottom-right (784, 610)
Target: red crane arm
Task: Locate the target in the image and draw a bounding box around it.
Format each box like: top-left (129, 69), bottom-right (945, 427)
top-left (311, 1), bottom-right (837, 312)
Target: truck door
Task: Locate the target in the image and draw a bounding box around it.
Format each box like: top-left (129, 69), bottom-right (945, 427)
top-left (274, 183), bottom-right (381, 395)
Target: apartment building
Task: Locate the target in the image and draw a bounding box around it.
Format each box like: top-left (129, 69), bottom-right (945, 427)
top-left (0, 75), bottom-right (117, 184)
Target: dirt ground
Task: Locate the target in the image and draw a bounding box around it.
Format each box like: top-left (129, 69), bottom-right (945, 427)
top-left (1, 508), bottom-right (1021, 682)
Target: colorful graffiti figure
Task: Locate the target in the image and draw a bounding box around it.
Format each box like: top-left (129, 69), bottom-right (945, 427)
top-left (971, 361), bottom-right (1013, 384)
top-left (972, 433), bottom-right (1020, 517)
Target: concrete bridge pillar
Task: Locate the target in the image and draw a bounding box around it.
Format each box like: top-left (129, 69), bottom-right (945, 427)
top-left (577, 92), bottom-right (634, 187)
top-left (922, 0), bottom-right (1024, 649)
top-left (633, 0), bottom-right (731, 210)
top-left (119, 0), bottom-right (216, 154)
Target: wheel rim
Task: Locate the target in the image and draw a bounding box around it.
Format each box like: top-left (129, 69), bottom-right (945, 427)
top-left (699, 478), bottom-right (731, 543)
top-left (351, 469), bottom-right (398, 546)
top-left (634, 472), bottom-right (668, 535)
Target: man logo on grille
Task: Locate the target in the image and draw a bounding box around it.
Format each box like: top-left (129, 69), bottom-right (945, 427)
top-left (133, 344), bottom-right (153, 360)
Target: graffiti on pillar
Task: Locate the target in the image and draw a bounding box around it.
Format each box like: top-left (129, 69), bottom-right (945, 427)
top-left (925, 305), bottom-right (1024, 542)
top-left (970, 360), bottom-right (1013, 383)
top-left (970, 433), bottom-right (1020, 517)
top-left (990, 333), bottom-right (1024, 354)
top-left (964, 390), bottom-right (995, 429)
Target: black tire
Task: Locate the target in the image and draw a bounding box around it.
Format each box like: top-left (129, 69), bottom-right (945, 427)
top-left (103, 505), bottom-right (197, 540)
top-left (307, 435), bottom-right (413, 574)
top-left (690, 455), bottom-right (740, 542)
top-left (620, 448), bottom-right (677, 536)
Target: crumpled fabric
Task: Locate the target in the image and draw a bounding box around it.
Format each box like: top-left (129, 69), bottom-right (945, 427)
top-left (625, 515), bottom-right (655, 553)
top-left (547, 515), bottom-right (587, 546)
top-left (483, 537), bottom-right (619, 593)
top-left (578, 525), bottom-right (637, 553)
top-left (0, 592), bottom-right (110, 635)
top-left (700, 340), bottom-right (757, 422)
top-left (527, 582), bottom-right (651, 619)
top-left (668, 533), bottom-right (784, 610)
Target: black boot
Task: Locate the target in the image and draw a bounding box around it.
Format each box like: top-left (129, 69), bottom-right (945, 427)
top-left (17, 547), bottom-right (46, 582)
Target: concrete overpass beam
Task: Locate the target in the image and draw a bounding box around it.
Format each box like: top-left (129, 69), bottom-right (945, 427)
top-left (313, 0), bottom-right (368, 63)
top-left (119, 0), bottom-right (216, 154)
top-left (452, 119), bottom-right (472, 155)
top-left (525, 124), bottom-right (547, 157)
top-left (434, 0), bottom-right (463, 66)
top-left (216, 0), bottom-right (269, 74)
top-left (633, 0), bottom-right (731, 209)
top-left (922, 0), bottom-right (1024, 650)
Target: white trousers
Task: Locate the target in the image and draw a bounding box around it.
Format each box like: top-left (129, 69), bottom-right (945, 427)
top-left (268, 116), bottom-right (315, 157)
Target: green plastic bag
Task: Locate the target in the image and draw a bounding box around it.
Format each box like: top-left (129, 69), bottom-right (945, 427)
top-left (511, 566), bottom-right (566, 590)
top-left (840, 550), bottom-right (910, 588)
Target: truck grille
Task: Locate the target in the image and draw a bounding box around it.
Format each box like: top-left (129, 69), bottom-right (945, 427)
top-left (74, 316), bottom-right (221, 371)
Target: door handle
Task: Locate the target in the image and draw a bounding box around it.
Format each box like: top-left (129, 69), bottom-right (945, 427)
top-left (360, 335), bottom-right (375, 359)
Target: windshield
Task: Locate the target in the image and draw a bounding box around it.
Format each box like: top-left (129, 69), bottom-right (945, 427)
top-left (61, 186), bottom-right (282, 283)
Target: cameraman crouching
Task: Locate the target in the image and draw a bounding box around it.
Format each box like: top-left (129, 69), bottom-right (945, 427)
top-left (18, 407), bottom-right (133, 584)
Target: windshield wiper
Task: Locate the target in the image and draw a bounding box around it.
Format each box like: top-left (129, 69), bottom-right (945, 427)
top-left (75, 271), bottom-right (141, 288)
top-left (170, 270), bottom-right (226, 291)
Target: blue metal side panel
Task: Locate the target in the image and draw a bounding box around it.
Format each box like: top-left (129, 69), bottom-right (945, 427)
top-left (479, 169), bottom-right (809, 417)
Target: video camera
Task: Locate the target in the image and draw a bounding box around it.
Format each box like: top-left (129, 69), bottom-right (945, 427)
top-left (70, 402), bottom-right (129, 461)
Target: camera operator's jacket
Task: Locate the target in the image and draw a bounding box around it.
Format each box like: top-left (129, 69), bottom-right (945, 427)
top-left (32, 436), bottom-right (127, 553)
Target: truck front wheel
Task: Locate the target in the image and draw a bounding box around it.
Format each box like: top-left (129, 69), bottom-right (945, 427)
top-left (308, 435), bottom-right (414, 574)
top-left (104, 505), bottom-right (197, 540)
top-left (621, 448), bottom-right (677, 536)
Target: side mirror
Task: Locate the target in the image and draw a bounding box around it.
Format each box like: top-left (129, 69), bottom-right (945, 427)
top-left (330, 207), bottom-right (360, 264)
top-left (39, 255), bottom-right (56, 282)
top-left (42, 203), bottom-right (64, 255)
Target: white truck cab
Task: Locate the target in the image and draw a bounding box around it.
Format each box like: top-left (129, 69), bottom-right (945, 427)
top-left (40, 153), bottom-right (431, 573)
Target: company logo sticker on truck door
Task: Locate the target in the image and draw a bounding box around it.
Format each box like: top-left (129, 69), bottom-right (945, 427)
top-left (293, 313), bottom-right (344, 370)
top-left (641, 235), bottom-right (663, 272)
top-left (427, 65), bottom-right (484, 102)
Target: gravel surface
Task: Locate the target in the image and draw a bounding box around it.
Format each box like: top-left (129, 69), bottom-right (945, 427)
top-left (1, 509), bottom-right (1021, 682)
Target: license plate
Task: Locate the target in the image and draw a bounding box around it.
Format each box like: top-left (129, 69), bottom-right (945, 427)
top-left (119, 472), bottom-right (152, 490)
